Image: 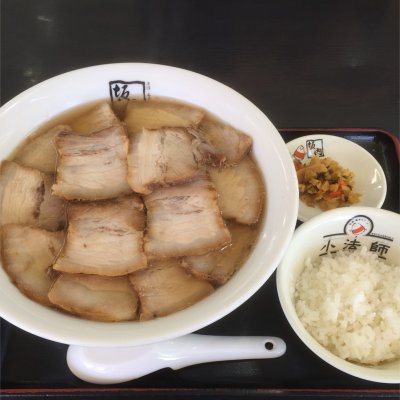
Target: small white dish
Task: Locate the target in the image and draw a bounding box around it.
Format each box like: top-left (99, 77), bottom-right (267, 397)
top-left (286, 134), bottom-right (387, 222)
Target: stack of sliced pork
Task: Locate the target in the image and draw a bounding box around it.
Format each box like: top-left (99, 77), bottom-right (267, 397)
top-left (0, 100), bottom-right (264, 322)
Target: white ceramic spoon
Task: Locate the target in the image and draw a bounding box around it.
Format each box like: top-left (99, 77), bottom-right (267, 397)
top-left (67, 334), bottom-right (286, 384)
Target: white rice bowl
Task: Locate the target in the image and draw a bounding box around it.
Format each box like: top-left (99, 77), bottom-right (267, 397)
top-left (277, 206), bottom-right (400, 383)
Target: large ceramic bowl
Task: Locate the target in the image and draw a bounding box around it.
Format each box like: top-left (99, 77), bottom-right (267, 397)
top-left (277, 207), bottom-right (400, 384)
top-left (0, 63), bottom-right (298, 347)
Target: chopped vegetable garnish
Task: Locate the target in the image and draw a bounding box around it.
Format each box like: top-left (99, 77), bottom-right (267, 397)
top-left (296, 157), bottom-right (361, 210)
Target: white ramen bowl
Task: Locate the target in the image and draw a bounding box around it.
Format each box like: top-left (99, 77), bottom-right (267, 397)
top-left (286, 134), bottom-right (387, 222)
top-left (0, 63), bottom-right (298, 347)
top-left (277, 207), bottom-right (400, 384)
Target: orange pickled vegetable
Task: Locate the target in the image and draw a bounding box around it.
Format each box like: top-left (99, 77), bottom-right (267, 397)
top-left (296, 156), bottom-right (361, 210)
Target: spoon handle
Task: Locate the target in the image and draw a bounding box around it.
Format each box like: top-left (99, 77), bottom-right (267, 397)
top-left (164, 334), bottom-right (286, 369)
top-left (67, 334), bottom-right (286, 384)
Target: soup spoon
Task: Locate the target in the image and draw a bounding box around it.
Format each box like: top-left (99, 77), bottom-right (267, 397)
top-left (67, 334), bottom-right (286, 384)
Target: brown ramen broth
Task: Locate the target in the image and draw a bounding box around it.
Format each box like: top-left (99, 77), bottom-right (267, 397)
top-left (0, 98), bottom-right (265, 322)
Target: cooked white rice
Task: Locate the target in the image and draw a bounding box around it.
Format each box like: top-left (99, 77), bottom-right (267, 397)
top-left (294, 246), bottom-right (400, 365)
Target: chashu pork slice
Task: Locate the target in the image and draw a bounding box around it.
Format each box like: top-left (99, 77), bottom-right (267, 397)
top-left (188, 118), bottom-right (252, 166)
top-left (124, 100), bottom-right (204, 135)
top-left (39, 174), bottom-right (67, 231)
top-left (0, 161), bottom-right (66, 230)
top-left (209, 156), bottom-right (264, 225)
top-left (14, 125), bottom-right (72, 174)
top-left (127, 127), bottom-right (201, 195)
top-left (54, 196), bottom-right (146, 276)
top-left (0, 160), bottom-right (43, 226)
top-left (144, 175), bottom-right (231, 260)
top-left (70, 102), bottom-right (121, 135)
top-left (48, 273), bottom-right (139, 322)
top-left (182, 221), bottom-right (259, 285)
top-left (52, 125), bottom-right (132, 201)
top-left (129, 259), bottom-right (214, 321)
top-left (1, 224), bottom-right (65, 306)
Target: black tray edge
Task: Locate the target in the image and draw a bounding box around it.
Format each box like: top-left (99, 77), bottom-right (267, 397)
top-left (1, 387), bottom-right (400, 399)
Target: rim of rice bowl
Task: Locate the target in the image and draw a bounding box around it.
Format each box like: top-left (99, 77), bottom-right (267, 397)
top-left (276, 206), bottom-right (400, 384)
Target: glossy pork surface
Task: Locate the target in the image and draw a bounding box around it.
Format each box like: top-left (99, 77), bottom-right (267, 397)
top-left (70, 102), bottom-right (121, 135)
top-left (209, 156), bottom-right (264, 225)
top-left (144, 175), bottom-right (231, 260)
top-left (1, 224), bottom-right (65, 306)
top-left (124, 100), bottom-right (204, 134)
top-left (188, 118), bottom-right (252, 166)
top-left (127, 127), bottom-right (202, 194)
top-left (0, 161), bottom-right (65, 230)
top-left (52, 125), bottom-right (132, 201)
top-left (129, 259), bottom-right (214, 320)
top-left (49, 273), bottom-right (139, 321)
top-left (182, 221), bottom-right (259, 285)
top-left (14, 125), bottom-right (72, 174)
top-left (54, 196), bottom-right (146, 276)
